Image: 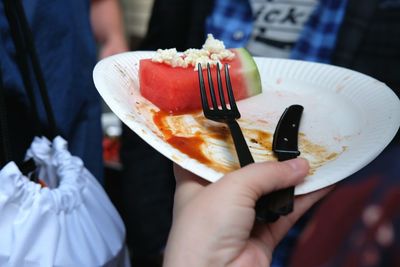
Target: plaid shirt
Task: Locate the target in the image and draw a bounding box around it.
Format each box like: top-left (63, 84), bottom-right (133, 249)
top-left (206, 0), bottom-right (348, 63)
top-left (205, 0), bottom-right (253, 49)
top-left (290, 0), bottom-right (349, 63)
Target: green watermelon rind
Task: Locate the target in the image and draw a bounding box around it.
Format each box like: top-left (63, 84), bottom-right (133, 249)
top-left (234, 47), bottom-right (263, 97)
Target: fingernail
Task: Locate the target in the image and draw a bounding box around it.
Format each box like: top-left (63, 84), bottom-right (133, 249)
top-left (287, 158), bottom-right (307, 172)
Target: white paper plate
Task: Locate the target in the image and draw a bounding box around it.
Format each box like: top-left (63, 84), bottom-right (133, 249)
top-left (93, 51), bottom-right (400, 195)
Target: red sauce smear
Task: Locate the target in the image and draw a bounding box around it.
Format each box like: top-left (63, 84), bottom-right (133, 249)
top-left (153, 111), bottom-right (211, 165)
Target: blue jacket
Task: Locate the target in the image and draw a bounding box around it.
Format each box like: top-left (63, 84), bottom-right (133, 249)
top-left (0, 0), bottom-right (103, 181)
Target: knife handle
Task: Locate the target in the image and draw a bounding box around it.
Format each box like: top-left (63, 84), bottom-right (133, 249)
top-left (266, 187), bottom-right (294, 213)
top-left (255, 195), bottom-right (281, 222)
top-left (255, 180), bottom-right (295, 222)
top-left (254, 186), bottom-right (294, 222)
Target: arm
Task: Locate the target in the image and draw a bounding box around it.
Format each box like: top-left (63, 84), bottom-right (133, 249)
top-left (91, 0), bottom-right (129, 58)
top-left (164, 158), bottom-right (332, 267)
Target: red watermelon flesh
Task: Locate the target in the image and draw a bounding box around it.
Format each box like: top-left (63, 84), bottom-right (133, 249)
top-left (139, 48), bottom-right (262, 114)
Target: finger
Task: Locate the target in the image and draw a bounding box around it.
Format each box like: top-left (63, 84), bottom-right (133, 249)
top-left (217, 158), bottom-right (310, 200)
top-left (254, 186), bottom-right (334, 247)
top-left (173, 164), bottom-right (210, 212)
top-left (173, 164), bottom-right (209, 187)
top-left (173, 164), bottom-right (209, 195)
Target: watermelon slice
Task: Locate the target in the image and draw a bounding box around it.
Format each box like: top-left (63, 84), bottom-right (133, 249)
top-left (139, 48), bottom-right (262, 114)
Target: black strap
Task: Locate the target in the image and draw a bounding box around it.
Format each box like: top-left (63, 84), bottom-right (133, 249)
top-left (3, 0), bottom-right (41, 136)
top-left (3, 0), bottom-right (58, 139)
top-left (0, 65), bottom-right (37, 173)
top-left (0, 71), bottom-right (12, 166)
top-left (0, 0), bottom-right (58, 181)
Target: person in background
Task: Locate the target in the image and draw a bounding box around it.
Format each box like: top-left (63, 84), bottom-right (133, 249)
top-left (0, 0), bottom-right (128, 184)
top-left (121, 0), bottom-right (400, 266)
top-left (91, 0), bottom-right (129, 59)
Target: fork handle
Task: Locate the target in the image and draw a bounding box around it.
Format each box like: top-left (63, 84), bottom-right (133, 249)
top-left (227, 120), bottom-right (286, 223)
top-left (227, 120), bottom-right (255, 166)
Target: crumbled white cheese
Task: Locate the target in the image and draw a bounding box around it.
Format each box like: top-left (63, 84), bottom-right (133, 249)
top-left (151, 34), bottom-right (235, 70)
top-left (152, 48), bottom-right (188, 68)
top-left (202, 34), bottom-right (227, 54)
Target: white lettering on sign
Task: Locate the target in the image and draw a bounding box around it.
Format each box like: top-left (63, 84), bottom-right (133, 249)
top-left (247, 0), bottom-right (317, 57)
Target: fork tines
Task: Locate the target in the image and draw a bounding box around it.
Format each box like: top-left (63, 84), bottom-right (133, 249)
top-left (197, 63), bottom-right (240, 120)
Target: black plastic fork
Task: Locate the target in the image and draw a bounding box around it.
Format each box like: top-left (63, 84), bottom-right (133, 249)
top-left (198, 63), bottom-right (254, 166)
top-left (198, 63), bottom-right (281, 223)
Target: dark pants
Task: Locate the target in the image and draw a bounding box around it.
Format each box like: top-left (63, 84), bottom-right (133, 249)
top-left (119, 124), bottom-right (175, 258)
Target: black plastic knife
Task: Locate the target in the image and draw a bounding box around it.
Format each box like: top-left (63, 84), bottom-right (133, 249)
top-left (271, 104), bottom-right (303, 213)
top-left (255, 104), bottom-right (303, 222)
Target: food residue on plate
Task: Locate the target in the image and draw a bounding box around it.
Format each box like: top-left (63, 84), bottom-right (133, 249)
top-left (153, 111), bottom-right (343, 175)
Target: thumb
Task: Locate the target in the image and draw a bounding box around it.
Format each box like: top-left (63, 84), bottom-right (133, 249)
top-left (217, 158), bottom-right (309, 200)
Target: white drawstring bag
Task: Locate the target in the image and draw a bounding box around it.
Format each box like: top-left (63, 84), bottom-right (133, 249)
top-left (0, 136), bottom-right (131, 267)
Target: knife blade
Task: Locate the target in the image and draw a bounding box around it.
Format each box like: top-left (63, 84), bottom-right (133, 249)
top-left (255, 104), bottom-right (304, 222)
top-left (273, 105), bottom-right (303, 160)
